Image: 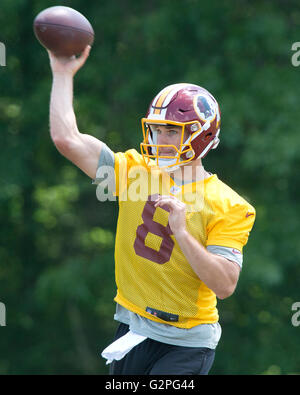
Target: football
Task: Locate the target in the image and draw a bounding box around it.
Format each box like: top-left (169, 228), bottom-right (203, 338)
top-left (33, 6), bottom-right (94, 57)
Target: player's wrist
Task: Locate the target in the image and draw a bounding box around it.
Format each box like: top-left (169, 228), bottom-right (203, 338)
top-left (52, 69), bottom-right (74, 78)
top-left (173, 228), bottom-right (189, 240)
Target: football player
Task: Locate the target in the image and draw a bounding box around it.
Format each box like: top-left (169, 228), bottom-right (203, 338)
top-left (48, 46), bottom-right (255, 375)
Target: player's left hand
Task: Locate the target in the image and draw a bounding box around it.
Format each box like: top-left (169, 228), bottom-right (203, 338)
top-left (154, 195), bottom-right (187, 236)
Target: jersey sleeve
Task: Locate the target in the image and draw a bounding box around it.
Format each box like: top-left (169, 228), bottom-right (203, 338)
top-left (92, 147), bottom-right (145, 199)
top-left (206, 200), bottom-right (256, 253)
top-left (91, 143), bottom-right (116, 200)
top-left (206, 245), bottom-right (243, 267)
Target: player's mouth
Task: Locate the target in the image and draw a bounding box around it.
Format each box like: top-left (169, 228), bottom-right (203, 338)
top-left (159, 149), bottom-right (176, 156)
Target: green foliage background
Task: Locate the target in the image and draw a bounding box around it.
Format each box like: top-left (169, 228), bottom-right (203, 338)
top-left (1, 0), bottom-right (300, 374)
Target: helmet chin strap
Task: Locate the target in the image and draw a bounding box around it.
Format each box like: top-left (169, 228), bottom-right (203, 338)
top-left (158, 158), bottom-right (181, 171)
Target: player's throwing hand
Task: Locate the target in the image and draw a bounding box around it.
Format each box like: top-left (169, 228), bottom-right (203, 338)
top-left (47, 45), bottom-right (91, 76)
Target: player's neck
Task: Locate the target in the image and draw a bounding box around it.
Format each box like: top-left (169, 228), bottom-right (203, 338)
top-left (170, 159), bottom-right (211, 184)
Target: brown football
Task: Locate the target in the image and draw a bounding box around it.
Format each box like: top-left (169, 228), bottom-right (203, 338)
top-left (33, 6), bottom-right (94, 57)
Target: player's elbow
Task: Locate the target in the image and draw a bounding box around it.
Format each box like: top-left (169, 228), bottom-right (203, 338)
top-left (52, 136), bottom-right (74, 156)
top-left (216, 283), bottom-right (237, 300)
top-left (214, 258), bottom-right (240, 300)
top-left (217, 289), bottom-right (233, 300)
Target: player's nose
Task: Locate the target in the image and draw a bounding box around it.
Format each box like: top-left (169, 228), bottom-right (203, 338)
top-left (157, 132), bottom-right (171, 145)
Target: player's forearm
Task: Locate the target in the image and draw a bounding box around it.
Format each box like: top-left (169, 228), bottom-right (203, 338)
top-left (174, 230), bottom-right (239, 299)
top-left (50, 72), bottom-right (79, 144)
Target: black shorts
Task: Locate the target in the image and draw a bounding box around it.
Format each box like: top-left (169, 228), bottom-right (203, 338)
top-left (109, 323), bottom-right (215, 375)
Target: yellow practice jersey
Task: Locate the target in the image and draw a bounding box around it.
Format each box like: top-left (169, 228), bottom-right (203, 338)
top-left (113, 149), bottom-right (255, 328)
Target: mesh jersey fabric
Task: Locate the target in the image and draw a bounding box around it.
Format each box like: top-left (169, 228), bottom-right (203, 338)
top-left (111, 149), bottom-right (255, 329)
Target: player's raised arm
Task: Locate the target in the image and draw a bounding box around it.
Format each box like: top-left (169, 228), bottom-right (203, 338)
top-left (48, 46), bottom-right (103, 179)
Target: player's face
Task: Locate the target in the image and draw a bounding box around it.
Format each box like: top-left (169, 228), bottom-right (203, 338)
top-left (151, 125), bottom-right (188, 156)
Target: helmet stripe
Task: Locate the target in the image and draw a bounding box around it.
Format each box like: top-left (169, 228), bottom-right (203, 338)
top-left (151, 83), bottom-right (189, 116)
top-left (153, 85), bottom-right (177, 115)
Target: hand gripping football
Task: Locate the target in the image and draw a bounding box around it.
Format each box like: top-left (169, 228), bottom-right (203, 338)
top-left (33, 6), bottom-right (94, 57)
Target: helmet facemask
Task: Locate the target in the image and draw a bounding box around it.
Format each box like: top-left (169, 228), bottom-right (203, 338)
top-left (141, 119), bottom-right (200, 171)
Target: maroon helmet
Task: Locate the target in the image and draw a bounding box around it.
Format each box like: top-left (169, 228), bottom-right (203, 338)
top-left (140, 83), bottom-right (221, 171)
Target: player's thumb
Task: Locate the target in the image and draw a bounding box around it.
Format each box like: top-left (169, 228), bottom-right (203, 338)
top-left (76, 45), bottom-right (91, 67)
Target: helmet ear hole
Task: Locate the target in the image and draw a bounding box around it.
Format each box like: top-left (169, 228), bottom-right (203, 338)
top-left (204, 133), bottom-right (212, 140)
top-left (186, 149), bottom-right (194, 159)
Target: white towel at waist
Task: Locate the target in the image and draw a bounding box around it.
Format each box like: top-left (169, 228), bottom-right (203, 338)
top-left (101, 330), bottom-right (147, 364)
